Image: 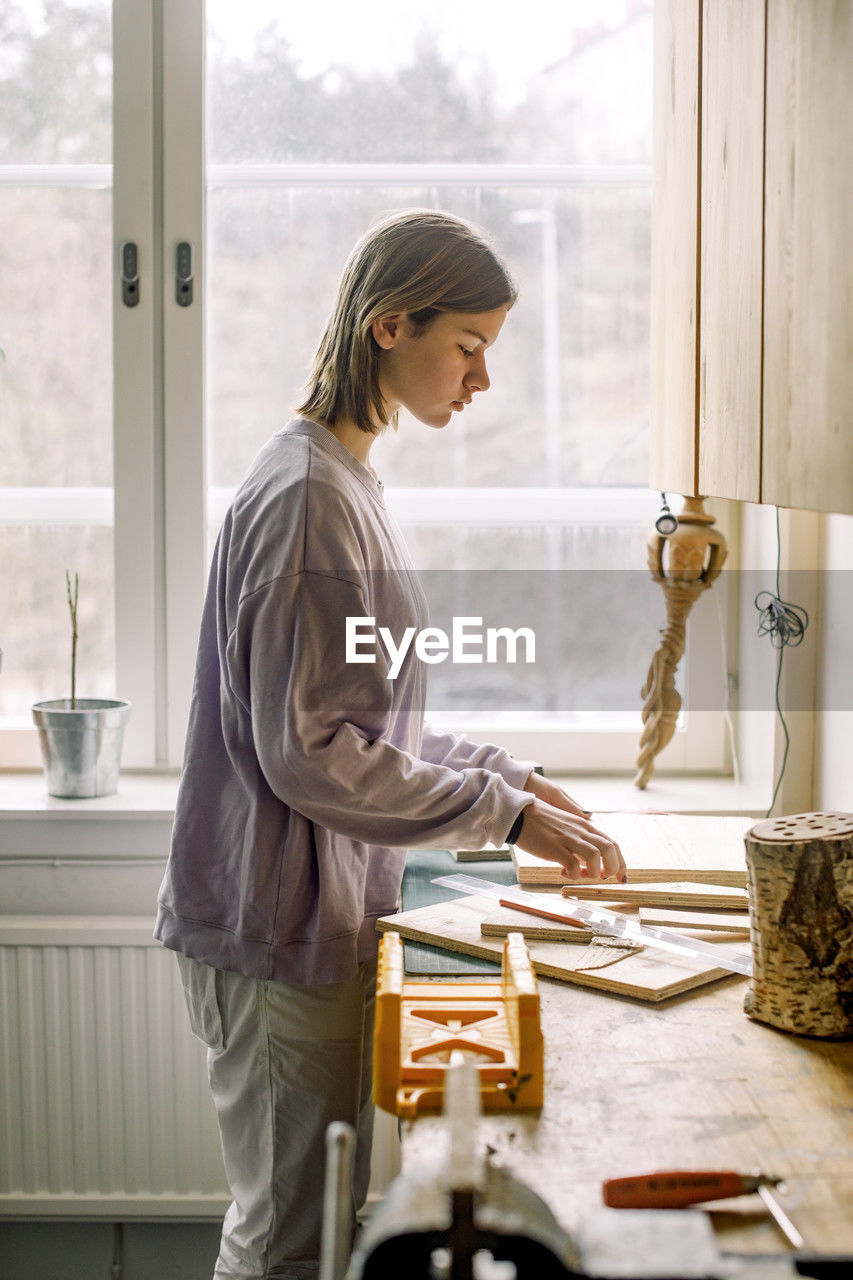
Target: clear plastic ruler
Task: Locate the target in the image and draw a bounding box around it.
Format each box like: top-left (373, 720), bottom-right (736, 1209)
top-left (432, 874), bottom-right (753, 977)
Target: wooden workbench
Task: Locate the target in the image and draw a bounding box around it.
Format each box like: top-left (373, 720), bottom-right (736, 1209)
top-left (401, 969), bottom-right (853, 1257)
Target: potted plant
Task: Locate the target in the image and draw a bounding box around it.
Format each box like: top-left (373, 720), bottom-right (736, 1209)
top-left (31, 571), bottom-right (131, 797)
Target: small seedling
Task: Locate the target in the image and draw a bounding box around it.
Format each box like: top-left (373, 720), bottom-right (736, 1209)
top-left (66, 570), bottom-right (79, 709)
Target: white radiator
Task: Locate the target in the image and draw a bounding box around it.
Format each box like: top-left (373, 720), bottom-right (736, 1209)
top-left (0, 918), bottom-right (399, 1217)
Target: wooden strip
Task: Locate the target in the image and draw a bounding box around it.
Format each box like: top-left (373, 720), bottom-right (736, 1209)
top-left (561, 882), bottom-right (749, 910)
top-left (639, 907), bottom-right (750, 934)
top-left (481, 908), bottom-right (594, 944)
top-left (451, 843), bottom-right (512, 862)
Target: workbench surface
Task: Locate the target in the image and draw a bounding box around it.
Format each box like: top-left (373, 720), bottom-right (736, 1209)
top-left (401, 970), bottom-right (853, 1256)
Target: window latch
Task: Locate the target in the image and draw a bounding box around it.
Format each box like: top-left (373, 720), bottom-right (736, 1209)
top-left (175, 241), bottom-right (193, 307)
top-left (120, 241), bottom-right (139, 307)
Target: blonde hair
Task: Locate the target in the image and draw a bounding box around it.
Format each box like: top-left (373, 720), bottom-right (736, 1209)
top-left (297, 209), bottom-right (517, 433)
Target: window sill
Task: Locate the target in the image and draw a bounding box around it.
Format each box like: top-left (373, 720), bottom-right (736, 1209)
top-left (0, 769), bottom-right (179, 818)
top-left (0, 767), bottom-right (765, 833)
top-left (0, 771), bottom-right (178, 862)
top-left (555, 773), bottom-right (767, 817)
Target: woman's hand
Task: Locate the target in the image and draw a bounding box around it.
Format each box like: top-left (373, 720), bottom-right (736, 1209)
top-left (522, 770), bottom-right (590, 819)
top-left (516, 772), bottom-right (626, 882)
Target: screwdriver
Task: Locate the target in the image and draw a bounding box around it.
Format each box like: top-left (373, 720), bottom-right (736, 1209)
top-left (602, 1170), bottom-right (805, 1250)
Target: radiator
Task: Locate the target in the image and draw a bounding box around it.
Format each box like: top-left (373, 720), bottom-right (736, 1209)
top-left (0, 918), bottom-right (399, 1217)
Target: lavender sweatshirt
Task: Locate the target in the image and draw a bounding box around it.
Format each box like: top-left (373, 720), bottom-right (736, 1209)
top-left (155, 419), bottom-right (535, 984)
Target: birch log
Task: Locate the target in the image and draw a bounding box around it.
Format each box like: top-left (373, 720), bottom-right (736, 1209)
top-left (744, 812), bottom-right (853, 1037)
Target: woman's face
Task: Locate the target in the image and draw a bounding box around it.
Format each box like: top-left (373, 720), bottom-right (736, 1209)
top-left (374, 306), bottom-right (508, 429)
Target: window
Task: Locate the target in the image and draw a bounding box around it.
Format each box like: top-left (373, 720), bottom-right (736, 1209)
top-left (1, 0), bottom-right (728, 775)
top-left (0, 0), bottom-right (114, 766)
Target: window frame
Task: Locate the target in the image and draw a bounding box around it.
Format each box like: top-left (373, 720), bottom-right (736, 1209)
top-left (112, 0), bottom-right (160, 768)
top-left (0, 0), bottom-right (732, 778)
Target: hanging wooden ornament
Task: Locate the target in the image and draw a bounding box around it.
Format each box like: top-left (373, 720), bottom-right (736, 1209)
top-left (634, 496), bottom-right (727, 789)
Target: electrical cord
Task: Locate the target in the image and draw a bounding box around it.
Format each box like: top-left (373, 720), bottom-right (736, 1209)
top-left (755, 509), bottom-right (809, 816)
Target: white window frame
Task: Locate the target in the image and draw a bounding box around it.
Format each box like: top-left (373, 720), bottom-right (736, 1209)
top-left (113, 0), bottom-right (207, 769)
top-left (0, 0), bottom-right (732, 778)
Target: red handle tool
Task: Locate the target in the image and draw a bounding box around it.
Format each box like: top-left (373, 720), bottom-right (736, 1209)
top-left (602, 1170), bottom-right (806, 1251)
top-left (602, 1170), bottom-right (775, 1210)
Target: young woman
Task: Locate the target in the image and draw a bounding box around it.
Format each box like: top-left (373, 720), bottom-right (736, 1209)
top-left (156, 209), bottom-right (625, 1279)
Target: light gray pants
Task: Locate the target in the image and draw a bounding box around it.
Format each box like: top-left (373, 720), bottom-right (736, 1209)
top-left (177, 954), bottom-right (377, 1280)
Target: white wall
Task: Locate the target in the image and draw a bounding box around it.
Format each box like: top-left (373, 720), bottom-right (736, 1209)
top-left (735, 502), bottom-right (821, 816)
top-left (814, 513), bottom-right (853, 810)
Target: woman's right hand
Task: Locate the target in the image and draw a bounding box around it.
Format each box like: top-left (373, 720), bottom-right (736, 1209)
top-left (514, 799), bottom-right (626, 882)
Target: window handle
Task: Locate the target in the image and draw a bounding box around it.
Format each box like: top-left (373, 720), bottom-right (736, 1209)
top-left (175, 241), bottom-right (193, 307)
top-left (120, 241), bottom-right (139, 307)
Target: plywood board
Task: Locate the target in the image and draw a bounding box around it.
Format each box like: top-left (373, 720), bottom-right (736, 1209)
top-left (513, 813), bottom-right (752, 887)
top-left (378, 895), bottom-right (742, 1004)
top-left (639, 907), bottom-right (750, 934)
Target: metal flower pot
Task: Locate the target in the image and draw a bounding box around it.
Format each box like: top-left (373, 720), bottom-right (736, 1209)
top-left (31, 698), bottom-right (132, 798)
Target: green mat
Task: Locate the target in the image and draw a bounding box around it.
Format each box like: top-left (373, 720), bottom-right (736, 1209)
top-left (398, 848), bottom-right (518, 976)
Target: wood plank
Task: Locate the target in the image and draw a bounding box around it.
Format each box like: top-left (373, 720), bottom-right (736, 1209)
top-left (480, 907), bottom-right (594, 943)
top-left (649, 0), bottom-right (700, 494)
top-left (698, 0), bottom-right (765, 502)
top-left (378, 895), bottom-right (743, 1004)
top-left (512, 813), bottom-right (753, 887)
top-left (639, 906), bottom-right (750, 934)
top-left (763, 1), bottom-right (853, 514)
top-left (561, 882), bottom-right (749, 909)
top-left (451, 843), bottom-right (511, 862)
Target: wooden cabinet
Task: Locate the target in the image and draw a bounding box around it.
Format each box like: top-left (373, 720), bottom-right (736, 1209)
top-left (651, 0), bottom-right (853, 515)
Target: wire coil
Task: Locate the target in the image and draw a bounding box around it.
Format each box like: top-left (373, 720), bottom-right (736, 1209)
top-left (756, 511), bottom-right (810, 817)
top-left (754, 591), bottom-right (809, 650)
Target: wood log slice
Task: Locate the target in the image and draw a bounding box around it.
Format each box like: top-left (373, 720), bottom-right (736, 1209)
top-left (744, 811), bottom-right (853, 1037)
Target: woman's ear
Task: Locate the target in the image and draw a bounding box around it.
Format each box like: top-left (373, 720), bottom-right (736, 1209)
top-left (371, 314), bottom-right (403, 350)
